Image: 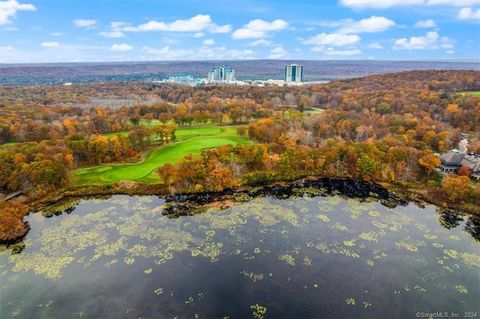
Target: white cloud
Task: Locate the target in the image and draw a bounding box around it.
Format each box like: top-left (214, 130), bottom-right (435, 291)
top-left (203, 38), bottom-right (215, 45)
top-left (319, 48), bottom-right (362, 56)
top-left (232, 19), bottom-right (288, 39)
top-left (394, 31), bottom-right (454, 50)
top-left (340, 0), bottom-right (423, 8)
top-left (193, 32), bottom-right (205, 38)
top-left (0, 0), bottom-right (36, 25)
top-left (458, 7), bottom-right (480, 21)
top-left (268, 46), bottom-right (287, 59)
top-left (50, 32), bottom-right (65, 37)
top-left (141, 45), bottom-right (255, 60)
top-left (224, 49), bottom-right (256, 59)
top-left (414, 19), bottom-right (437, 28)
top-left (122, 15), bottom-right (231, 34)
top-left (428, 0), bottom-right (480, 5)
top-left (99, 22), bottom-right (127, 38)
top-left (110, 43), bottom-right (133, 52)
top-left (340, 0), bottom-right (480, 8)
top-left (303, 32), bottom-right (361, 47)
top-left (41, 41), bottom-right (60, 48)
top-left (249, 39), bottom-right (272, 46)
top-left (99, 31), bottom-right (125, 38)
top-left (0, 45), bottom-right (13, 51)
top-left (73, 19), bottom-right (97, 28)
top-left (367, 42), bottom-right (383, 49)
top-left (338, 16), bottom-right (395, 33)
top-left (142, 46), bottom-right (194, 59)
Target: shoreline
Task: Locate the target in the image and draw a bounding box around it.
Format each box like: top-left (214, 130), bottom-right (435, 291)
top-left (2, 176), bottom-right (478, 248)
top-left (31, 176), bottom-right (478, 217)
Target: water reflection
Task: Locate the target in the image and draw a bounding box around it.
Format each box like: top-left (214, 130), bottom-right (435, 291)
top-left (437, 208), bottom-right (480, 242)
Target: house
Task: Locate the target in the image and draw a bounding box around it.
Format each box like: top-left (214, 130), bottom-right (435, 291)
top-left (440, 152), bottom-right (480, 180)
top-left (440, 152), bottom-right (465, 173)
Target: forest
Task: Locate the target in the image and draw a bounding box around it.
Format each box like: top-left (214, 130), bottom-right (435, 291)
top-left (1, 70), bottom-right (480, 242)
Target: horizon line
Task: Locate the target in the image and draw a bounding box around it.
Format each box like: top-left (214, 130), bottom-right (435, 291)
top-left (1, 58), bottom-right (480, 67)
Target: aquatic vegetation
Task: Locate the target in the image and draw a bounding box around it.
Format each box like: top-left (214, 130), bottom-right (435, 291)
top-left (373, 250), bottom-right (387, 259)
top-left (345, 298), bottom-right (355, 305)
top-left (343, 240), bottom-right (356, 247)
top-left (455, 285), bottom-right (468, 294)
top-left (316, 214), bottom-right (330, 223)
top-left (1, 194), bottom-right (479, 318)
top-left (241, 270), bottom-right (264, 282)
top-left (414, 285), bottom-right (427, 292)
top-left (331, 223), bottom-right (349, 232)
top-left (359, 230), bottom-right (385, 242)
top-left (443, 249), bottom-right (458, 259)
top-left (104, 259), bottom-right (118, 268)
top-left (395, 240), bottom-right (424, 253)
top-left (9, 253), bottom-right (75, 280)
top-left (279, 254), bottom-right (295, 266)
top-left (153, 288), bottom-right (164, 295)
top-left (250, 304), bottom-right (267, 319)
top-left (303, 256), bottom-right (312, 266)
top-left (335, 248), bottom-right (360, 259)
top-left (459, 252), bottom-right (480, 268)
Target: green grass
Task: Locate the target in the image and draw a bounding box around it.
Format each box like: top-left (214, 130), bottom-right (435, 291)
top-left (305, 108), bottom-right (324, 115)
top-left (104, 120), bottom-right (220, 138)
top-left (0, 142), bottom-right (18, 150)
top-left (73, 126), bottom-right (249, 185)
top-left (461, 91), bottom-right (480, 96)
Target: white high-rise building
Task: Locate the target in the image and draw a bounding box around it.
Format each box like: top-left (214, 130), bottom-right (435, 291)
top-left (285, 64), bottom-right (304, 83)
top-left (208, 65), bottom-right (235, 82)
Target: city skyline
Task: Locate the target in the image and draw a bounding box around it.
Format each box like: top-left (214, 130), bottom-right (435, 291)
top-left (0, 0), bottom-right (479, 63)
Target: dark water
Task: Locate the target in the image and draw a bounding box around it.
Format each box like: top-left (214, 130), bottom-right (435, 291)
top-left (0, 194), bottom-right (479, 319)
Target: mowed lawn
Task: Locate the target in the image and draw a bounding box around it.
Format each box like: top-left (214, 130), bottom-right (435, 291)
top-left (461, 91), bottom-right (480, 96)
top-left (73, 126), bottom-right (249, 185)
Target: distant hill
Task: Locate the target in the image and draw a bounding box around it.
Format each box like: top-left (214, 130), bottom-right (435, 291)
top-left (0, 60), bottom-right (479, 85)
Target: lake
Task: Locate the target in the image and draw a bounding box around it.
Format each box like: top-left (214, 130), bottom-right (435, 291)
top-left (1, 191), bottom-right (479, 318)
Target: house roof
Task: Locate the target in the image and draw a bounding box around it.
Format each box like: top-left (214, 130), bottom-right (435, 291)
top-left (441, 152), bottom-right (465, 166)
top-left (460, 155), bottom-right (480, 172)
top-left (471, 161), bottom-right (480, 173)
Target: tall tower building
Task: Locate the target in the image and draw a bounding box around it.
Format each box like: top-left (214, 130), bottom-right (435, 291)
top-left (285, 64), bottom-right (304, 83)
top-left (208, 65), bottom-right (235, 82)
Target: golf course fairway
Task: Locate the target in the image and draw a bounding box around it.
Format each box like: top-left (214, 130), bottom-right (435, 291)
top-left (73, 126), bottom-right (249, 185)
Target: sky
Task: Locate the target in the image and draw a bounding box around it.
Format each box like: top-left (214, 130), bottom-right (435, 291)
top-left (0, 0), bottom-right (479, 63)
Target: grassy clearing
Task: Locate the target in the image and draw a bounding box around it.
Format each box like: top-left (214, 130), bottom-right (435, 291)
top-left (461, 91), bottom-right (480, 96)
top-left (0, 142), bottom-right (18, 150)
top-left (73, 126), bottom-right (249, 185)
top-left (305, 108), bottom-right (324, 115)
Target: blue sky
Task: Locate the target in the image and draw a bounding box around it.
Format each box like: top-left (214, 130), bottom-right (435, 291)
top-left (0, 0), bottom-right (479, 63)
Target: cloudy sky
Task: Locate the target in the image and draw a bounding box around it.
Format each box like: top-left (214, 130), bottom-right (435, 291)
top-left (0, 0), bottom-right (479, 63)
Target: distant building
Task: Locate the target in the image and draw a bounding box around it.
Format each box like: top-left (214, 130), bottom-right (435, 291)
top-left (166, 74), bottom-right (195, 84)
top-left (285, 64), bottom-right (303, 83)
top-left (440, 152), bottom-right (480, 179)
top-left (208, 65), bottom-right (235, 82)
